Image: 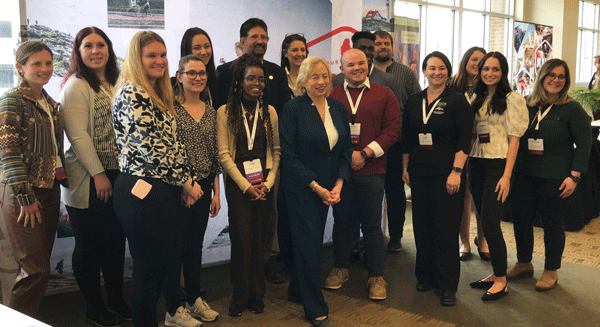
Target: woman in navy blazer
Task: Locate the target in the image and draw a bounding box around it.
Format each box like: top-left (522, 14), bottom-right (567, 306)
top-left (279, 57), bottom-right (352, 327)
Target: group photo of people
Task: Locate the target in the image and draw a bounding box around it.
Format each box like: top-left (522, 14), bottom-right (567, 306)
top-left (1, 1), bottom-right (599, 326)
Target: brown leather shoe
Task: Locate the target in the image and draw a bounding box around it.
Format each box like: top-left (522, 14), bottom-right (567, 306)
top-left (506, 262), bottom-right (534, 279)
top-left (367, 276), bottom-right (387, 300)
top-left (535, 270), bottom-right (558, 291)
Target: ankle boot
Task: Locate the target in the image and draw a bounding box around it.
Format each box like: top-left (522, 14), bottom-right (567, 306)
top-left (506, 262), bottom-right (534, 279)
top-left (535, 270), bottom-right (558, 291)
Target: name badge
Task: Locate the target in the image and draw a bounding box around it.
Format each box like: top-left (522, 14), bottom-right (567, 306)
top-left (476, 122), bottom-right (490, 144)
top-left (528, 138), bottom-right (544, 155)
top-left (243, 159), bottom-right (264, 184)
top-left (350, 123), bottom-right (361, 144)
top-left (55, 155), bottom-right (67, 180)
top-left (419, 133), bottom-right (433, 150)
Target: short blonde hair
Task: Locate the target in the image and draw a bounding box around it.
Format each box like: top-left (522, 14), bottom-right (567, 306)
top-left (15, 41), bottom-right (53, 84)
top-left (296, 57), bottom-right (332, 97)
top-left (117, 31), bottom-right (174, 114)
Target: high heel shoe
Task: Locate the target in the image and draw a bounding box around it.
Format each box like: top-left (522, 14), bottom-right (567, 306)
top-left (481, 285), bottom-right (508, 301)
top-left (474, 236), bottom-right (491, 261)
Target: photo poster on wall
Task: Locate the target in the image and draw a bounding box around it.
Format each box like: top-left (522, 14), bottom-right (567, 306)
top-left (362, 0), bottom-right (393, 32)
top-left (393, 16), bottom-right (420, 79)
top-left (512, 21), bottom-right (553, 96)
top-left (19, 0), bottom-right (361, 275)
top-left (107, 0), bottom-right (165, 29)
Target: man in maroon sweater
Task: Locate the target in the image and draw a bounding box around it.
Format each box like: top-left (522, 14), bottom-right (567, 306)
top-left (325, 49), bottom-right (401, 300)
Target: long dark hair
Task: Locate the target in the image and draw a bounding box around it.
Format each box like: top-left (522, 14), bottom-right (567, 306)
top-left (180, 27), bottom-right (216, 101)
top-left (449, 46), bottom-right (486, 93)
top-left (226, 54), bottom-right (273, 151)
top-left (472, 52), bottom-right (511, 116)
top-left (62, 27), bottom-right (119, 92)
top-left (280, 34), bottom-right (308, 69)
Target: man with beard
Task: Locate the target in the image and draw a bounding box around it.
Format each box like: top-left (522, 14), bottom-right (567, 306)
top-left (332, 31), bottom-right (402, 107)
top-left (215, 18), bottom-right (291, 286)
top-left (372, 30), bottom-right (421, 252)
top-left (215, 18), bottom-right (291, 112)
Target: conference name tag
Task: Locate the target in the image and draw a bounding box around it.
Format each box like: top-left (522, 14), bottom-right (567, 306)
top-left (476, 122), bottom-right (490, 144)
top-left (243, 159), bottom-right (264, 184)
top-left (419, 133), bottom-right (433, 150)
top-left (528, 138), bottom-right (544, 155)
top-left (350, 123), bottom-right (361, 144)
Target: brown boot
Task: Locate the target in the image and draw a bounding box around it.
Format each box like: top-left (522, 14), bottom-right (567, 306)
top-left (506, 262), bottom-right (534, 279)
top-left (535, 270), bottom-right (558, 291)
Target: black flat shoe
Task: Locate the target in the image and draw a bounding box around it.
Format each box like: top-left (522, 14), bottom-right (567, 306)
top-left (469, 279), bottom-right (495, 289)
top-left (247, 298), bottom-right (265, 314)
top-left (228, 302), bottom-right (245, 317)
top-left (440, 290), bottom-right (456, 306)
top-left (474, 236), bottom-right (491, 261)
top-left (459, 251), bottom-right (472, 261)
top-left (481, 286), bottom-right (508, 301)
top-left (416, 282), bottom-right (434, 292)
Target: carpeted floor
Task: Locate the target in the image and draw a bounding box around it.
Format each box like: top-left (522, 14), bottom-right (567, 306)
top-left (7, 208), bottom-right (600, 326)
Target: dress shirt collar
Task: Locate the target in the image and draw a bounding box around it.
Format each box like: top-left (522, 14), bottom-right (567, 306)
top-left (343, 77), bottom-right (370, 91)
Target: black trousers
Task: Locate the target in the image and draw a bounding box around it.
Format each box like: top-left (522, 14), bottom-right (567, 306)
top-left (225, 176), bottom-right (272, 305)
top-left (67, 169), bottom-right (126, 313)
top-left (113, 173), bottom-right (182, 327)
top-left (385, 143), bottom-right (407, 240)
top-left (511, 174), bottom-right (570, 271)
top-left (410, 173), bottom-right (464, 292)
top-left (469, 158), bottom-right (508, 277)
top-left (286, 190), bottom-right (329, 320)
top-left (178, 175), bottom-right (213, 303)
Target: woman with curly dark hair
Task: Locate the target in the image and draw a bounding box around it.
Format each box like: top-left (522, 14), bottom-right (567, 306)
top-left (216, 54), bottom-right (280, 317)
top-left (467, 52), bottom-right (529, 301)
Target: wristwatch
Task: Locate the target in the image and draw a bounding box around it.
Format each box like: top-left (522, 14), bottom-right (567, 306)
top-left (452, 166), bottom-right (463, 174)
top-left (360, 150), bottom-right (368, 159)
top-left (570, 175), bottom-right (581, 183)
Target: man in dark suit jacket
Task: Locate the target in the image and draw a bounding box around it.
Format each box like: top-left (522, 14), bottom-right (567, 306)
top-left (589, 55), bottom-right (600, 90)
top-left (332, 31), bottom-right (402, 108)
top-left (214, 18), bottom-right (291, 113)
top-left (215, 18), bottom-right (291, 285)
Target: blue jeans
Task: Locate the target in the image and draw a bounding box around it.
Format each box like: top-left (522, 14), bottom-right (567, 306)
top-left (332, 174), bottom-right (385, 277)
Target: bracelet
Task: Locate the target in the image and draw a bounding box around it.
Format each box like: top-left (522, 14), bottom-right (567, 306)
top-left (311, 182), bottom-right (319, 192)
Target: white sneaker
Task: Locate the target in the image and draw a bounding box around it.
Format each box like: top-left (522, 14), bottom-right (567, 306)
top-left (164, 307), bottom-right (202, 327)
top-left (185, 297), bottom-right (219, 322)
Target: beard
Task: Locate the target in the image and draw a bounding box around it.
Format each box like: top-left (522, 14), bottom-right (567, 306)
top-left (374, 52), bottom-right (392, 63)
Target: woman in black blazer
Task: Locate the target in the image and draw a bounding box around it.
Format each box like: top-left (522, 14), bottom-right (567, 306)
top-left (279, 57), bottom-right (352, 327)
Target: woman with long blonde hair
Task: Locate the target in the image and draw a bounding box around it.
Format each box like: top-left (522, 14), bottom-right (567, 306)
top-left (112, 31), bottom-right (203, 327)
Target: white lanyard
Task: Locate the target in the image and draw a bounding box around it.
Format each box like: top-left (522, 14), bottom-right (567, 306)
top-left (242, 102), bottom-right (260, 151)
top-left (422, 98), bottom-right (442, 125)
top-left (345, 86), bottom-right (366, 117)
top-left (535, 104), bottom-right (553, 130)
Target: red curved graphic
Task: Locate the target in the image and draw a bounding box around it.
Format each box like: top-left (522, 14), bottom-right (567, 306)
top-left (306, 26), bottom-right (358, 48)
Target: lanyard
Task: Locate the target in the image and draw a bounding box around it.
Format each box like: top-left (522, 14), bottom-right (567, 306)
top-left (422, 98), bottom-right (442, 125)
top-left (345, 86), bottom-right (366, 123)
top-left (242, 102), bottom-right (260, 151)
top-left (534, 104), bottom-right (553, 130)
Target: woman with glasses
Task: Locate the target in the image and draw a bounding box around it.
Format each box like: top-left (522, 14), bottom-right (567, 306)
top-left (449, 46), bottom-right (490, 261)
top-left (59, 26), bottom-right (130, 326)
top-left (177, 28), bottom-right (216, 106)
top-left (468, 52), bottom-right (529, 302)
top-left (509, 59), bottom-right (591, 291)
top-left (216, 54), bottom-right (280, 317)
top-left (281, 34), bottom-right (308, 97)
top-left (168, 54), bottom-right (221, 323)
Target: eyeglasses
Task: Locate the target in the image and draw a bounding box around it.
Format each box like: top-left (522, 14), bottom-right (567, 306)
top-left (246, 34), bottom-right (269, 42)
top-left (547, 72), bottom-right (566, 81)
top-left (181, 70), bottom-right (207, 79)
top-left (285, 33), bottom-right (304, 37)
top-left (245, 76), bottom-right (267, 84)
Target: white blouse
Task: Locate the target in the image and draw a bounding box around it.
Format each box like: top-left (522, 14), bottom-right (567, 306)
top-left (316, 101), bottom-right (338, 150)
top-left (470, 92), bottom-right (529, 159)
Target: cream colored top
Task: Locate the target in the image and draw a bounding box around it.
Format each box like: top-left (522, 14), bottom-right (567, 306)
top-left (470, 92), bottom-right (529, 159)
